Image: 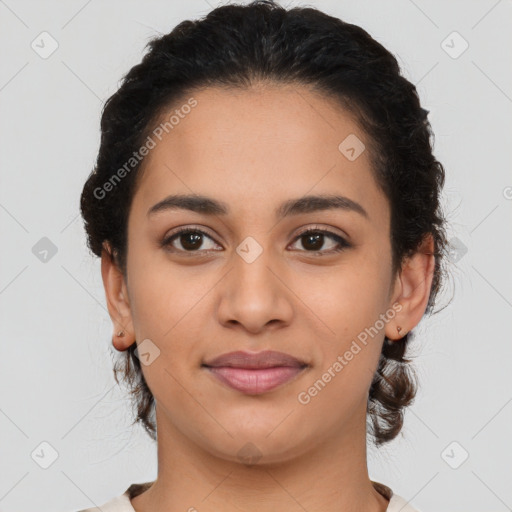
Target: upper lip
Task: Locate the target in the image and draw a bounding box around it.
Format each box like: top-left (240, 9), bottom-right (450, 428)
top-left (202, 350), bottom-right (308, 369)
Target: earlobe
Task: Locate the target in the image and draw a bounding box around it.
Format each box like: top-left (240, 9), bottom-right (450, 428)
top-left (385, 234), bottom-right (435, 341)
top-left (112, 327), bottom-right (135, 352)
top-left (101, 241), bottom-right (135, 351)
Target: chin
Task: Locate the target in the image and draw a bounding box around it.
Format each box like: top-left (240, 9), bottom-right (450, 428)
top-left (199, 426), bottom-right (310, 467)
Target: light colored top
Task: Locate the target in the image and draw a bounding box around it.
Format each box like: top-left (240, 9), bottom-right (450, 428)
top-left (75, 480), bottom-right (422, 512)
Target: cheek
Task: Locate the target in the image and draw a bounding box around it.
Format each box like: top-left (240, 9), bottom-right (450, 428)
top-left (297, 278), bottom-right (386, 421)
top-left (126, 269), bottom-right (210, 409)
top-left (126, 241), bottom-right (213, 339)
top-left (304, 258), bottom-right (389, 328)
top-left (298, 256), bottom-right (390, 374)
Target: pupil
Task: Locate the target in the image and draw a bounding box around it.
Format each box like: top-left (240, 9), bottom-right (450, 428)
top-left (182, 233), bottom-right (202, 250)
top-left (304, 233), bottom-right (322, 250)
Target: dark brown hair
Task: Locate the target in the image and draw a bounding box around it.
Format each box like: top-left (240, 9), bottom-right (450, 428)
top-left (80, 0), bottom-right (450, 447)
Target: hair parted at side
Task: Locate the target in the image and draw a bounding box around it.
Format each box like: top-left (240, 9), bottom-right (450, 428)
top-left (80, 0), bottom-right (450, 447)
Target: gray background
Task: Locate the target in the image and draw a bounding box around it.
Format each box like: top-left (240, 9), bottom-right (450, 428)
top-left (1, 0), bottom-right (511, 511)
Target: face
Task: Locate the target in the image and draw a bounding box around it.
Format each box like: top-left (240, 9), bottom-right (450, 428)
top-left (104, 84), bottom-right (421, 464)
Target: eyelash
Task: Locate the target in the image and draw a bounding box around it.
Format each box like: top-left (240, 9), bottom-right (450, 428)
top-left (160, 225), bottom-right (351, 256)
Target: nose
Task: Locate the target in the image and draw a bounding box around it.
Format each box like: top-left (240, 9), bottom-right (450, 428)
top-left (215, 245), bottom-right (294, 335)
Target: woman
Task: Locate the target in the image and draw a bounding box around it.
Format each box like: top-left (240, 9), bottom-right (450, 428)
top-left (78, 1), bottom-right (448, 511)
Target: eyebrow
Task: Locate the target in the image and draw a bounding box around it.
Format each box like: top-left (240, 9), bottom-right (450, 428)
top-left (147, 193), bottom-right (369, 220)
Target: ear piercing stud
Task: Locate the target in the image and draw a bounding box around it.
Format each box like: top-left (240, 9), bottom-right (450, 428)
top-left (396, 326), bottom-right (408, 336)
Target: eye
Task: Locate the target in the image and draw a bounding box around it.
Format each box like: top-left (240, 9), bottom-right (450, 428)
top-left (161, 225), bottom-right (351, 256)
top-left (289, 226), bottom-right (351, 255)
top-left (161, 227), bottom-right (221, 254)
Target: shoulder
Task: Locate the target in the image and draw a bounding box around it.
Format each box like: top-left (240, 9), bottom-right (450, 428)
top-left (72, 481), bottom-right (154, 512)
top-left (387, 492), bottom-right (424, 512)
top-left (73, 493), bottom-right (132, 512)
top-left (372, 480), bottom-right (424, 512)
top-left (73, 494), bottom-right (131, 512)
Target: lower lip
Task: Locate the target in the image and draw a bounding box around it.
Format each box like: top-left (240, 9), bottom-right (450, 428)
top-left (204, 366), bottom-right (306, 394)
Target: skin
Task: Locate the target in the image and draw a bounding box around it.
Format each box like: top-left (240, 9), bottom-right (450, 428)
top-left (101, 83), bottom-right (435, 512)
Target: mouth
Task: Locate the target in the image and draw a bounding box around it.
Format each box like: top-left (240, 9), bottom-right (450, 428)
top-left (202, 350), bottom-right (309, 395)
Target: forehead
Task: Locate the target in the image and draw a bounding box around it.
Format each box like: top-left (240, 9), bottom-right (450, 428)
top-left (131, 84), bottom-right (389, 228)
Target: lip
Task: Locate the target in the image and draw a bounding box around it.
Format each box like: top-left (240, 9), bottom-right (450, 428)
top-left (203, 350), bottom-right (307, 369)
top-left (202, 350), bottom-right (309, 395)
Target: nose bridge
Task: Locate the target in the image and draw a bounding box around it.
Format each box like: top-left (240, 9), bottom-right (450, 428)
top-left (216, 234), bottom-right (292, 331)
top-left (231, 234), bottom-right (278, 299)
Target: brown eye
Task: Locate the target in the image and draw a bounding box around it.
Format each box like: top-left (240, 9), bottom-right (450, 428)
top-left (161, 228), bottom-right (220, 253)
top-left (290, 228), bottom-right (351, 255)
top-left (161, 226), bottom-right (351, 256)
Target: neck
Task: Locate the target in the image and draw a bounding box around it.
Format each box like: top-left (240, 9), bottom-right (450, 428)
top-left (130, 405), bottom-right (389, 512)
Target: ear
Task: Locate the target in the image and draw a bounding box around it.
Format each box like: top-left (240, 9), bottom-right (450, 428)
top-left (101, 241), bottom-right (135, 351)
top-left (385, 233), bottom-right (436, 341)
